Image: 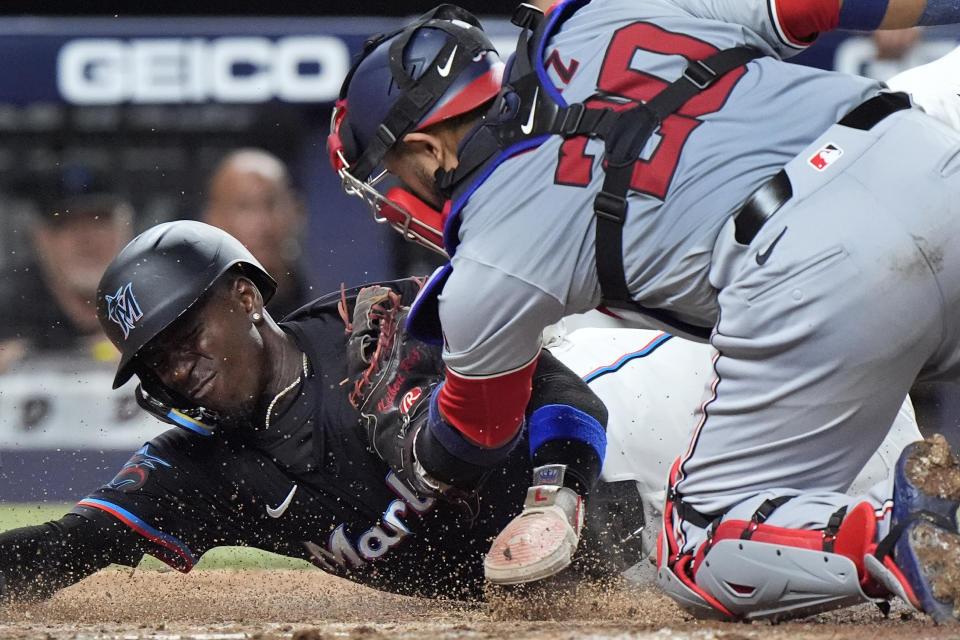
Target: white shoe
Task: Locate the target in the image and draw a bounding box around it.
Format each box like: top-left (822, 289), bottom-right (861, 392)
top-left (484, 466), bottom-right (584, 585)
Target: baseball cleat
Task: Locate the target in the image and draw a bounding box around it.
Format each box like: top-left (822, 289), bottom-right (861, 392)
top-left (894, 519), bottom-right (960, 623)
top-left (892, 434), bottom-right (960, 525)
top-left (484, 465), bottom-right (584, 585)
top-left (890, 434), bottom-right (960, 623)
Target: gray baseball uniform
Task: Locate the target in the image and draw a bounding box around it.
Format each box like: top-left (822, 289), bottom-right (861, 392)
top-left (432, 0), bottom-right (960, 554)
top-left (546, 318), bottom-right (923, 574)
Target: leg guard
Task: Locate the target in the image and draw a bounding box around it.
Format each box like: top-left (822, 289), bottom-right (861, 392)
top-left (657, 461), bottom-right (899, 621)
top-left (693, 541), bottom-right (881, 620)
top-left (657, 459), bottom-right (737, 619)
top-left (660, 502), bottom-right (888, 621)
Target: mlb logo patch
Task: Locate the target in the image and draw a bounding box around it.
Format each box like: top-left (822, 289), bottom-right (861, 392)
top-left (808, 143), bottom-right (843, 171)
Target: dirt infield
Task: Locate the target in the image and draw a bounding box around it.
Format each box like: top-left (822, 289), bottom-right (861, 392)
top-left (2, 568), bottom-right (960, 640)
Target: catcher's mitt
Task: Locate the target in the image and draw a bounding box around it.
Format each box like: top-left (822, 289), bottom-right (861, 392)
top-left (342, 285), bottom-right (447, 496)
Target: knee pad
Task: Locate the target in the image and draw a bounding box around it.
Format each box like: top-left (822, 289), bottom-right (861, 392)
top-left (659, 501), bottom-right (893, 621)
top-left (692, 537), bottom-right (881, 620)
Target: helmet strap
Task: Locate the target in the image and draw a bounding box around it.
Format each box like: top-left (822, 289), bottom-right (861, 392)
top-left (433, 114), bottom-right (503, 199)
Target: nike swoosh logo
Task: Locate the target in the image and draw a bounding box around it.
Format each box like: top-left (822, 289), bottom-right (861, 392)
top-left (266, 484), bottom-right (298, 518)
top-left (437, 45), bottom-right (457, 77)
top-left (520, 87), bottom-right (539, 135)
top-left (756, 226), bottom-right (788, 266)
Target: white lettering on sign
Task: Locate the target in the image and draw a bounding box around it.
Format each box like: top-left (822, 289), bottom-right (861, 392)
top-left (56, 36), bottom-right (349, 104)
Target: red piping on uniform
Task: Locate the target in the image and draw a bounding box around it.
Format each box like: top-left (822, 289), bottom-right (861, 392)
top-left (675, 351), bottom-right (721, 488)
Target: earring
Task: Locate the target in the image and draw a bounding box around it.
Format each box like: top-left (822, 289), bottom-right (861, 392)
top-left (252, 312), bottom-right (262, 322)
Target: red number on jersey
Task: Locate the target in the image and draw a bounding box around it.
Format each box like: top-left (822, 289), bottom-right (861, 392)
top-left (553, 22), bottom-right (747, 199)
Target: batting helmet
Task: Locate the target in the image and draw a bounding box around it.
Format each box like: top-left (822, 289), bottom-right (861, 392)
top-left (97, 220), bottom-right (277, 390)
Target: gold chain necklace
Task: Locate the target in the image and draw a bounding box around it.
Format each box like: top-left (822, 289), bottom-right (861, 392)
top-left (264, 352), bottom-right (309, 429)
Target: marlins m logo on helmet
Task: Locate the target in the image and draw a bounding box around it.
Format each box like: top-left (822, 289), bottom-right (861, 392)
top-left (105, 283), bottom-right (143, 339)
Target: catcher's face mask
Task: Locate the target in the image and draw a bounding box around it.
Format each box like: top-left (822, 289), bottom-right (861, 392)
top-left (327, 4), bottom-right (503, 256)
top-left (330, 102), bottom-right (449, 255)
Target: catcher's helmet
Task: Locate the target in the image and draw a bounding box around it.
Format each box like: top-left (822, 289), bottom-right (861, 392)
top-left (331, 4), bottom-right (503, 181)
top-left (328, 5), bottom-right (502, 254)
top-left (97, 220), bottom-right (276, 390)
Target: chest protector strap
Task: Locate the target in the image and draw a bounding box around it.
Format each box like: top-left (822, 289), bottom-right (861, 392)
top-left (590, 44), bottom-right (762, 305)
top-left (442, 3), bottom-right (761, 334)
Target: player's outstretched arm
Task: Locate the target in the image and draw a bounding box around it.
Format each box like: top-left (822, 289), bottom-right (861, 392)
top-left (0, 510), bottom-right (143, 603)
top-left (841, 0), bottom-right (960, 30)
top-left (765, 0), bottom-right (960, 47)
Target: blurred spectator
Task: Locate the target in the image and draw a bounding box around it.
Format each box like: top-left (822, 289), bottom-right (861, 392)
top-left (873, 27), bottom-right (924, 62)
top-left (202, 148), bottom-right (313, 318)
top-left (0, 166), bottom-right (134, 371)
top-left (867, 28), bottom-right (925, 80)
top-left (834, 27), bottom-right (960, 83)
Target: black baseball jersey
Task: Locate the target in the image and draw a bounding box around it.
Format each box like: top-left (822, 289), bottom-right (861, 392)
top-left (8, 280), bottom-right (531, 600)
top-left (0, 279), bottom-right (634, 603)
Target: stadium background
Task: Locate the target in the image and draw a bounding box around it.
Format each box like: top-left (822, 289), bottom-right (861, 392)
top-left (0, 4), bottom-right (957, 508)
top-left (3, 8), bottom-right (960, 639)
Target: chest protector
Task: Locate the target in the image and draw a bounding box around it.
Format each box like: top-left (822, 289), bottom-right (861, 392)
top-left (437, 1), bottom-right (761, 339)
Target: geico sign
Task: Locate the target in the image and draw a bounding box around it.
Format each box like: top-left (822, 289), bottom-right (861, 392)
top-left (57, 37), bottom-right (350, 104)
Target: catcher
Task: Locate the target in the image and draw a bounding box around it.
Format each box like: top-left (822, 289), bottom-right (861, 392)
top-left (0, 220), bottom-right (617, 602)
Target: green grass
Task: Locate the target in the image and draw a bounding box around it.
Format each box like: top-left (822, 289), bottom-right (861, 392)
top-left (0, 502), bottom-right (315, 571)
